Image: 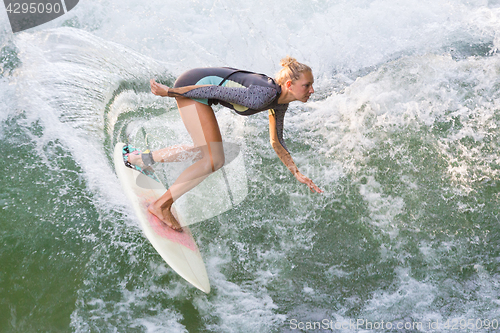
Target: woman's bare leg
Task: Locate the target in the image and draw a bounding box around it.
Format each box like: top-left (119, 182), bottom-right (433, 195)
top-left (148, 97), bottom-right (225, 230)
top-left (127, 144), bottom-right (202, 168)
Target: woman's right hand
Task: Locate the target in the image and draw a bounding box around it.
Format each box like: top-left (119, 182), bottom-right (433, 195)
top-left (294, 171), bottom-right (324, 193)
top-left (150, 79), bottom-right (170, 96)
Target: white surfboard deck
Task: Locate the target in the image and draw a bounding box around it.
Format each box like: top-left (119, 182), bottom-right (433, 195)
top-left (113, 142), bottom-right (210, 293)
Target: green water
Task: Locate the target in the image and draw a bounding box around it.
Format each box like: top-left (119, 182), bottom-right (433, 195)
top-left (3, 2), bottom-right (500, 331)
top-left (0, 116), bottom-right (99, 331)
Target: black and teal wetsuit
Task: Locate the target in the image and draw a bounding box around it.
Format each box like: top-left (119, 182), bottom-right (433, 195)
top-left (173, 67), bottom-right (290, 152)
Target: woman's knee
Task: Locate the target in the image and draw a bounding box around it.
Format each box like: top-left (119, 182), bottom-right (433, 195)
top-left (208, 142), bottom-right (225, 171)
top-left (199, 151), bottom-right (225, 173)
top-left (212, 153), bottom-right (225, 171)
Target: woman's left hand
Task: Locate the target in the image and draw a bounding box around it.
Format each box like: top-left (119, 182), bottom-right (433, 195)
top-left (294, 172), bottom-right (324, 193)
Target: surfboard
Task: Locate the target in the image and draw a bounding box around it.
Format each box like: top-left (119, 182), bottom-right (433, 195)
top-left (113, 142), bottom-right (210, 293)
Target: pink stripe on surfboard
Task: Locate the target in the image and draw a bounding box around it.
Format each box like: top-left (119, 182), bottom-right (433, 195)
top-left (142, 200), bottom-right (198, 252)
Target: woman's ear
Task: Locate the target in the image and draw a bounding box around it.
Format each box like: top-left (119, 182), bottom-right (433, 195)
top-left (285, 79), bottom-right (292, 89)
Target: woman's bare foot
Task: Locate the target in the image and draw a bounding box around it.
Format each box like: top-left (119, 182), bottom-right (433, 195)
top-left (148, 200), bottom-right (183, 231)
top-left (150, 79), bottom-right (170, 97)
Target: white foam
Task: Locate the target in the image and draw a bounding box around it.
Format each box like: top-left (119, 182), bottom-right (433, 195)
top-left (5, 0), bottom-right (500, 330)
top-left (361, 267), bottom-right (440, 327)
top-left (193, 243), bottom-right (287, 332)
top-left (0, 77), bottom-right (15, 125)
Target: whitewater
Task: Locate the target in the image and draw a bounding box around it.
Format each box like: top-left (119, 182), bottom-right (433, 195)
top-left (1, 0), bottom-right (500, 332)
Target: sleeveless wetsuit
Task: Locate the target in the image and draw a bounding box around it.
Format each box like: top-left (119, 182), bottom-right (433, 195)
top-left (172, 67), bottom-right (290, 152)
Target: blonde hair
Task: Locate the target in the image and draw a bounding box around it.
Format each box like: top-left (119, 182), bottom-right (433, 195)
top-left (275, 56), bottom-right (312, 86)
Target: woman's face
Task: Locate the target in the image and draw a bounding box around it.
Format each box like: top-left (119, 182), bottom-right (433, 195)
top-left (289, 71), bottom-right (314, 102)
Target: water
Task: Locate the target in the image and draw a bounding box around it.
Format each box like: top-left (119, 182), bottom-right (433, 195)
top-left (1, 0), bottom-right (500, 332)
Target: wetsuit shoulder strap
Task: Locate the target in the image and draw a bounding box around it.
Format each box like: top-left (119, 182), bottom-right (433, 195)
top-left (219, 68), bottom-right (269, 86)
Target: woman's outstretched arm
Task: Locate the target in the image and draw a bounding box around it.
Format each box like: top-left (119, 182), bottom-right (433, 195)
top-left (268, 107), bottom-right (323, 193)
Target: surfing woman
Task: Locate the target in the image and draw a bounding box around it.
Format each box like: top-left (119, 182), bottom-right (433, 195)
top-left (127, 56), bottom-right (323, 230)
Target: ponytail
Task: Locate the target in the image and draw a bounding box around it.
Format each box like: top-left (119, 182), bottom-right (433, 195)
top-left (275, 56), bottom-right (312, 85)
